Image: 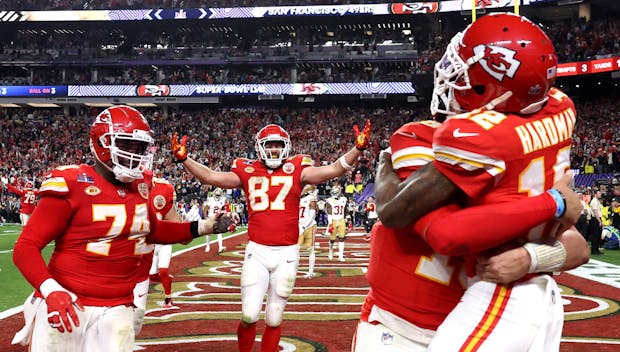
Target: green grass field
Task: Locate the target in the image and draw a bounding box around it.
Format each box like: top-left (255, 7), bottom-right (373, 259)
top-left (2, 224), bottom-right (620, 312)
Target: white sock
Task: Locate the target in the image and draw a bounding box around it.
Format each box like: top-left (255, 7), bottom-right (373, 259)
top-left (308, 248), bottom-right (315, 274)
top-left (338, 241), bottom-right (344, 258)
top-left (217, 233), bottom-right (224, 248)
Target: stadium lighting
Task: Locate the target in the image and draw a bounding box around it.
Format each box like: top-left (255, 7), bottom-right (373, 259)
top-left (127, 103), bottom-right (158, 107)
top-left (0, 103), bottom-right (21, 107)
top-left (26, 103), bottom-right (60, 107)
top-left (84, 103), bottom-right (114, 107)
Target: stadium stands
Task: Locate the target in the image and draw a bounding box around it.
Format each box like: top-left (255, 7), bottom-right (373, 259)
top-left (1, 0), bottom-right (619, 222)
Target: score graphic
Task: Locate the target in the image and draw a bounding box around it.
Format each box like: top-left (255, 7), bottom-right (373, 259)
top-left (557, 56), bottom-right (620, 77)
top-left (0, 86), bottom-right (67, 97)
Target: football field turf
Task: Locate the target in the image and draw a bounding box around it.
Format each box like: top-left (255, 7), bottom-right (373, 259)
top-left (1, 226), bottom-right (619, 351)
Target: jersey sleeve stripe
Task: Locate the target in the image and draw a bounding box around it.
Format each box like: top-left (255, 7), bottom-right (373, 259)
top-left (301, 156), bottom-right (314, 166)
top-left (40, 178), bottom-right (69, 193)
top-left (392, 146), bottom-right (434, 170)
top-left (434, 145), bottom-right (506, 176)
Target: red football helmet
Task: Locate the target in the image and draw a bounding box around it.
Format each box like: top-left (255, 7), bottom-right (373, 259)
top-left (255, 124), bottom-right (291, 169)
top-left (431, 12), bottom-right (557, 116)
top-left (89, 105), bottom-right (154, 183)
top-left (24, 181), bottom-right (34, 189)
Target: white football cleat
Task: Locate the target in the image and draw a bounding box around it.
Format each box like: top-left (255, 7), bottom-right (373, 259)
top-left (328, 249), bottom-right (333, 261)
top-left (303, 272), bottom-right (314, 279)
top-left (339, 256), bottom-right (345, 262)
top-left (218, 246), bottom-right (226, 254)
top-left (204, 245), bottom-right (210, 252)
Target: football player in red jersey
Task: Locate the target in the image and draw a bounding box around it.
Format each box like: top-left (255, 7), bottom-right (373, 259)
top-left (172, 120), bottom-right (371, 352)
top-left (354, 119), bottom-right (585, 351)
top-left (372, 13), bottom-right (589, 351)
top-left (2, 179), bottom-right (39, 226)
top-left (11, 105), bottom-right (236, 352)
top-left (133, 176), bottom-right (183, 337)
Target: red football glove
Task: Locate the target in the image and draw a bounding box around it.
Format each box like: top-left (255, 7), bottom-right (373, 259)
top-left (171, 133), bottom-right (188, 163)
top-left (353, 119), bottom-right (372, 150)
top-left (328, 224), bottom-right (334, 234)
top-left (225, 212), bottom-right (240, 233)
top-left (213, 213), bottom-right (239, 234)
top-left (46, 291), bottom-right (84, 333)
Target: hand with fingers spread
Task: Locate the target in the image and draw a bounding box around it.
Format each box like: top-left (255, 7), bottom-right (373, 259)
top-left (46, 291), bottom-right (84, 333)
top-left (353, 119), bottom-right (371, 151)
top-left (171, 133), bottom-right (188, 163)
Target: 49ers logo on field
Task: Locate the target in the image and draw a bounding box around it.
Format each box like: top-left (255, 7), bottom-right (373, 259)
top-left (137, 84), bottom-right (170, 97)
top-left (389, 2), bottom-right (439, 14)
top-left (474, 45), bottom-right (520, 82)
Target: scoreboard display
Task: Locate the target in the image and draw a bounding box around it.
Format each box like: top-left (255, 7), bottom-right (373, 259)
top-left (557, 56), bottom-right (620, 77)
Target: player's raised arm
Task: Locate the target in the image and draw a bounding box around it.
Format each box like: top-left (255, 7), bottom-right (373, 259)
top-left (171, 133), bottom-right (242, 189)
top-left (301, 119), bottom-right (371, 185)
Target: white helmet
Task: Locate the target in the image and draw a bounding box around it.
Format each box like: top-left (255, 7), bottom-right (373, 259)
top-left (330, 185), bottom-right (342, 197)
top-left (214, 188), bottom-right (223, 199)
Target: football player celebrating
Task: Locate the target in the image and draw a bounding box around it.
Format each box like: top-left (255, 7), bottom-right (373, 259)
top-left (203, 187), bottom-right (231, 253)
top-left (354, 119), bottom-right (585, 351)
top-left (324, 184), bottom-right (349, 261)
top-left (298, 184), bottom-right (318, 278)
top-left (12, 105), bottom-right (236, 352)
top-left (372, 13), bottom-right (589, 351)
top-left (2, 178), bottom-right (39, 226)
top-left (172, 120), bottom-right (371, 352)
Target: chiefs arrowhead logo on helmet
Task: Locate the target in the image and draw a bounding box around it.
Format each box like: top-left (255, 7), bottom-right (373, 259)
top-left (474, 45), bottom-right (520, 82)
top-left (430, 13), bottom-right (557, 115)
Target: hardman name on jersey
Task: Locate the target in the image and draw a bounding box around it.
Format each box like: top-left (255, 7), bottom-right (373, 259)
top-left (515, 106), bottom-right (576, 155)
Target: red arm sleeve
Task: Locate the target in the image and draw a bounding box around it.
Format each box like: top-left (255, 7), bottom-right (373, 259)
top-left (13, 196), bottom-right (72, 290)
top-left (414, 193), bottom-right (557, 256)
top-left (148, 218), bottom-right (194, 244)
top-left (6, 183), bottom-right (23, 196)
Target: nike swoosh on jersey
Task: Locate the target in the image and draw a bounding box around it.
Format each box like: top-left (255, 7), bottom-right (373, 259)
top-left (452, 128), bottom-right (480, 138)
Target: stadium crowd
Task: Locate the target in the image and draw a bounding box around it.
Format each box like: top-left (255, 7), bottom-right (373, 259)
top-left (1, 17), bottom-right (617, 85)
top-left (2, 97), bottom-right (619, 224)
top-left (0, 105), bottom-right (410, 222)
top-left (1, 1), bottom-right (618, 232)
